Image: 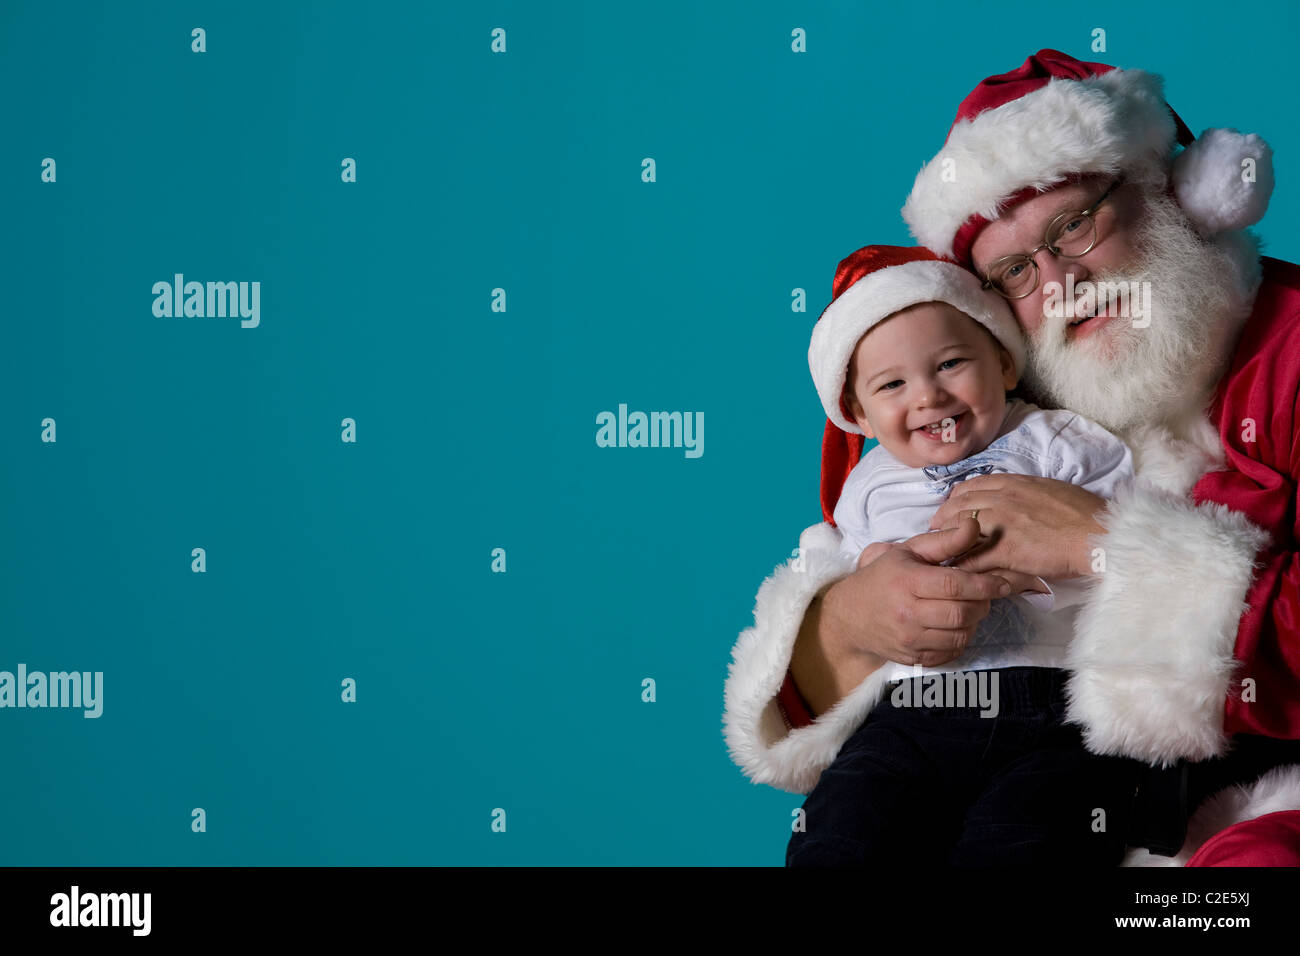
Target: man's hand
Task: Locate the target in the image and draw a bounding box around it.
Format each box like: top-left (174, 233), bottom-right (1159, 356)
top-left (995, 572), bottom-right (1051, 595)
top-left (928, 474), bottom-right (1107, 579)
top-left (790, 518), bottom-right (1050, 717)
top-left (820, 518), bottom-right (1016, 670)
top-left (856, 541), bottom-right (896, 569)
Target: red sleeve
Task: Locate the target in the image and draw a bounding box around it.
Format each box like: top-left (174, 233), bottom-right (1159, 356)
top-left (1197, 258), bottom-right (1300, 740)
top-left (777, 670), bottom-right (815, 729)
top-left (1186, 810), bottom-right (1300, 866)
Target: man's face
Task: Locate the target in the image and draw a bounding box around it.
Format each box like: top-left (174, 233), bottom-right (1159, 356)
top-left (966, 175), bottom-right (1251, 433)
top-left (969, 175), bottom-right (1144, 342)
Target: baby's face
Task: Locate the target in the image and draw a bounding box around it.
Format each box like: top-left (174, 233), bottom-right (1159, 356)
top-left (844, 302), bottom-right (1017, 468)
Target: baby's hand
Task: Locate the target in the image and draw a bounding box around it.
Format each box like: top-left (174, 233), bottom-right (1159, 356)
top-left (856, 542), bottom-right (896, 569)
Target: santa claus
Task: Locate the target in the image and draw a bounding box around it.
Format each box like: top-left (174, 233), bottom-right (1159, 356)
top-left (723, 49), bottom-right (1300, 865)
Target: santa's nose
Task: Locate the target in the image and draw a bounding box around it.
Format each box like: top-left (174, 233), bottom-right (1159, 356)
top-left (1036, 252), bottom-right (1090, 297)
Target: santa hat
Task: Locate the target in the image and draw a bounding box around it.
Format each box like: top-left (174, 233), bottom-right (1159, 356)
top-left (809, 244), bottom-right (1024, 525)
top-left (902, 49), bottom-right (1275, 265)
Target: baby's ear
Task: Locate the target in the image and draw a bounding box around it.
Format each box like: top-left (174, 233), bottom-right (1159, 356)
top-left (999, 346), bottom-right (1019, 390)
top-left (844, 394), bottom-right (873, 439)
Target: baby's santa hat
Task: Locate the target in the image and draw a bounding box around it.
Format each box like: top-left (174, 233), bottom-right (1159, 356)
top-left (809, 244), bottom-right (1024, 525)
top-left (902, 48), bottom-right (1275, 265)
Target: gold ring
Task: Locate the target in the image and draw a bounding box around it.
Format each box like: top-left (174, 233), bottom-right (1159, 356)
top-left (969, 509), bottom-right (980, 524)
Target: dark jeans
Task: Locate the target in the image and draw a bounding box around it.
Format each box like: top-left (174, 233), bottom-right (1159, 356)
top-left (786, 667), bottom-right (1146, 866)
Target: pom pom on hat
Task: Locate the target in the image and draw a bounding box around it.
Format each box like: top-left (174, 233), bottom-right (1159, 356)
top-left (1173, 128), bottom-right (1275, 236)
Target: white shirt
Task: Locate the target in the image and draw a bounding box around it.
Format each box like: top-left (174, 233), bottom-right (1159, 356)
top-left (832, 399), bottom-right (1134, 681)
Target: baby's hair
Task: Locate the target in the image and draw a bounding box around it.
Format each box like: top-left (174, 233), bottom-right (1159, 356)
top-left (841, 330), bottom-right (869, 421)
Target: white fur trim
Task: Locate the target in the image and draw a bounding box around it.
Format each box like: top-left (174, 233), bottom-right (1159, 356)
top-left (1064, 481), bottom-right (1271, 765)
top-left (1122, 412), bottom-right (1225, 497)
top-left (903, 68), bottom-right (1175, 259)
top-left (722, 522), bottom-right (895, 794)
top-left (809, 260), bottom-right (1025, 433)
top-left (1124, 763), bottom-right (1300, 866)
top-left (1173, 128), bottom-right (1275, 236)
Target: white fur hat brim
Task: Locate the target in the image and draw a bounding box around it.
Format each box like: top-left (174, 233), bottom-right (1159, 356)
top-left (808, 259), bottom-right (1025, 435)
top-left (903, 68), bottom-right (1174, 261)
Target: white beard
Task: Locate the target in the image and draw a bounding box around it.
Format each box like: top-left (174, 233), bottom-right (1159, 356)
top-left (1018, 192), bottom-right (1257, 436)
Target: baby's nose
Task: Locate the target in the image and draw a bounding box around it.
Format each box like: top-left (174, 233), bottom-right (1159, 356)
top-left (918, 383), bottom-right (949, 407)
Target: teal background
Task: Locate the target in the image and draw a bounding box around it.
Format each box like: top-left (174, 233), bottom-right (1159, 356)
top-left (1, 0), bottom-right (1296, 865)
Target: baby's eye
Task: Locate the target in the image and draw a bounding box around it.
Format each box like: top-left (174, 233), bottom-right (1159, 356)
top-left (938, 358), bottom-right (965, 370)
top-left (877, 379), bottom-right (904, 392)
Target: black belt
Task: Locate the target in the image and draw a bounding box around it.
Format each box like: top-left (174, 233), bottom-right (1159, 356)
top-left (1129, 761), bottom-right (1190, 857)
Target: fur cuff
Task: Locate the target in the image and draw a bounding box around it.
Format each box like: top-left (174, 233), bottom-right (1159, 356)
top-left (1065, 481), bottom-right (1271, 765)
top-left (723, 523), bottom-right (893, 794)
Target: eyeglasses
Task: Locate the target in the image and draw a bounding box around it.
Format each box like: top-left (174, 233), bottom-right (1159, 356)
top-left (980, 179), bottom-right (1123, 299)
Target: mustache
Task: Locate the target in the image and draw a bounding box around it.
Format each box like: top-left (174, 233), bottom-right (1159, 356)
top-left (1031, 268), bottom-right (1145, 344)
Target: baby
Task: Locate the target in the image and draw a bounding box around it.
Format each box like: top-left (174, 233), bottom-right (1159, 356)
top-left (789, 244), bottom-right (1144, 866)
